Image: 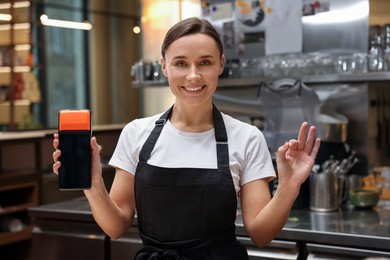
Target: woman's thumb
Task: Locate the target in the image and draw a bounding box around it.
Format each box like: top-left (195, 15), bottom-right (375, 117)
top-left (90, 136), bottom-right (100, 156)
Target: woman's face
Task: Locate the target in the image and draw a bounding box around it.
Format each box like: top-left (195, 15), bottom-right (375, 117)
top-left (161, 33), bottom-right (224, 108)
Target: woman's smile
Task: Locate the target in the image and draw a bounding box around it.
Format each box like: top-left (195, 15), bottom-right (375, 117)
top-left (183, 85), bottom-right (206, 92)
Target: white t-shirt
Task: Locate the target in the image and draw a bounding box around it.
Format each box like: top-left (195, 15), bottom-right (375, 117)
top-left (109, 112), bottom-right (276, 196)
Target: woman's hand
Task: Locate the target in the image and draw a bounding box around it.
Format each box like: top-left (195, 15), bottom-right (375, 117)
top-left (275, 122), bottom-right (321, 190)
top-left (52, 134), bottom-right (103, 185)
top-left (52, 133), bottom-right (61, 175)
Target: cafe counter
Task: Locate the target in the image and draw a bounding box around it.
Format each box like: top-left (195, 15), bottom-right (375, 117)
top-left (28, 197), bottom-right (390, 260)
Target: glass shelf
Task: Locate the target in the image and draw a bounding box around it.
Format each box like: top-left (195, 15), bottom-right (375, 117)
top-left (132, 71), bottom-right (390, 88)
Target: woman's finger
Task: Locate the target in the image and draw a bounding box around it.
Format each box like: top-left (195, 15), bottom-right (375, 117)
top-left (297, 122), bottom-right (308, 150)
top-left (52, 160), bottom-right (60, 175)
top-left (309, 138), bottom-right (321, 160)
top-left (276, 141), bottom-right (289, 164)
top-left (52, 149), bottom-right (60, 161)
top-left (53, 134), bottom-right (59, 149)
top-left (288, 139), bottom-right (299, 150)
top-left (303, 126), bottom-right (316, 153)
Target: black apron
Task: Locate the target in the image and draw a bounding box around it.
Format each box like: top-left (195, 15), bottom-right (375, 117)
top-left (134, 105), bottom-right (249, 260)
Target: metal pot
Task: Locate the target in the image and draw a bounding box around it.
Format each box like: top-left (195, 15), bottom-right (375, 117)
top-left (317, 113), bottom-right (348, 143)
top-left (310, 171), bottom-right (347, 212)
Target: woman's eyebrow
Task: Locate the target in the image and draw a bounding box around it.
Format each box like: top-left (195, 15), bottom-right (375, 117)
top-left (172, 55), bottom-right (216, 60)
top-left (172, 55), bottom-right (186, 60)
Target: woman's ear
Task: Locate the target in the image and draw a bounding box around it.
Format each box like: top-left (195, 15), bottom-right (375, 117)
top-left (219, 55), bottom-right (225, 75)
top-left (160, 57), bottom-right (167, 77)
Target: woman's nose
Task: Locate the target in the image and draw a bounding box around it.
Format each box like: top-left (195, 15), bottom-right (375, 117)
top-left (186, 65), bottom-right (201, 80)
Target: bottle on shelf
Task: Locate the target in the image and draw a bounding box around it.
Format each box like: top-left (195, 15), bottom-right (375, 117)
top-left (368, 25), bottom-right (384, 72)
top-left (384, 24), bottom-right (390, 71)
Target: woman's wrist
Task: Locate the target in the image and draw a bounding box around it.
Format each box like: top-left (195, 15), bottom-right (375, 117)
top-left (273, 182), bottom-right (300, 204)
top-left (84, 176), bottom-right (107, 198)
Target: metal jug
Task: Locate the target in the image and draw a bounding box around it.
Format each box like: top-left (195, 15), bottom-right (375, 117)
top-left (310, 171), bottom-right (347, 212)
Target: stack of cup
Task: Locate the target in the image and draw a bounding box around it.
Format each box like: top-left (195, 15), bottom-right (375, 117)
top-left (373, 167), bottom-right (390, 207)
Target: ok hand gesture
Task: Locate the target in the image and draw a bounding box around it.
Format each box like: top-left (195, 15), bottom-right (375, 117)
top-left (276, 122), bottom-right (321, 189)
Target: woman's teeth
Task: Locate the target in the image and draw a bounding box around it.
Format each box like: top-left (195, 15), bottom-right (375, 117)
top-left (186, 86), bottom-right (203, 92)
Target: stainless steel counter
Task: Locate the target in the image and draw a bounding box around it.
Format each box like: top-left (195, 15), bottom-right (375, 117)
top-left (236, 204), bottom-right (390, 252)
top-left (29, 197), bottom-right (390, 253)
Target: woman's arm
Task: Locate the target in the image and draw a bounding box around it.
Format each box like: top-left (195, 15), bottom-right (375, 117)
top-left (84, 168), bottom-right (136, 239)
top-left (240, 178), bottom-right (299, 247)
top-left (241, 122), bottom-right (320, 247)
top-left (53, 135), bottom-right (136, 239)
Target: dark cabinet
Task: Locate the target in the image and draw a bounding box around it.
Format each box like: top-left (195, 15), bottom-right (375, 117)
top-left (238, 236), bottom-right (300, 260)
top-left (31, 219), bottom-right (106, 260)
top-left (29, 197), bottom-right (107, 260)
top-left (306, 243), bottom-right (390, 260)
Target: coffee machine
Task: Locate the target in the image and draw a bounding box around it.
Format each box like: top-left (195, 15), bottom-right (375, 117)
top-left (260, 79), bottom-right (321, 208)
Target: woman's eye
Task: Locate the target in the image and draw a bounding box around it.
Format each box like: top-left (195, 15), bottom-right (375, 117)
top-left (200, 60), bottom-right (211, 65)
top-left (176, 61), bottom-right (187, 67)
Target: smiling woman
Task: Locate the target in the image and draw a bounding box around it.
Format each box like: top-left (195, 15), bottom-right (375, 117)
top-left (51, 16), bottom-right (320, 260)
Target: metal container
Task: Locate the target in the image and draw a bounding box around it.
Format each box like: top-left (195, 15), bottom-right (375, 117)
top-left (317, 113), bottom-right (348, 143)
top-left (310, 172), bottom-right (347, 212)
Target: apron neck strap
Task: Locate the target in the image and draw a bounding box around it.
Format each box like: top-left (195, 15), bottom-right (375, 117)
top-left (139, 105), bottom-right (172, 162)
top-left (139, 104), bottom-right (229, 170)
top-left (213, 104), bottom-right (229, 169)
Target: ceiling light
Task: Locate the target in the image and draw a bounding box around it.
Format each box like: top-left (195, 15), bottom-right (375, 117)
top-left (0, 1), bottom-right (30, 9)
top-left (13, 1), bottom-right (30, 8)
top-left (0, 66), bottom-right (31, 73)
top-left (0, 23), bottom-right (30, 31)
top-left (40, 14), bottom-right (92, 30)
top-left (14, 44), bottom-right (31, 51)
top-left (0, 13), bottom-right (12, 21)
top-left (14, 66), bottom-right (31, 72)
top-left (0, 3), bottom-right (11, 9)
top-left (133, 26), bottom-right (141, 34)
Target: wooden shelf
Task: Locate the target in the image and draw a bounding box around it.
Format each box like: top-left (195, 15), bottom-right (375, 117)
top-left (0, 224), bottom-right (33, 246)
top-left (0, 181), bottom-right (38, 216)
top-left (0, 202), bottom-right (37, 216)
top-left (0, 170), bottom-right (38, 181)
top-left (0, 42), bottom-right (43, 48)
top-left (0, 0), bottom-right (42, 131)
top-left (0, 3), bottom-right (42, 257)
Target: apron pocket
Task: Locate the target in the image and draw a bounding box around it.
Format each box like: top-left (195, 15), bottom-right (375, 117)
top-left (144, 185), bottom-right (204, 242)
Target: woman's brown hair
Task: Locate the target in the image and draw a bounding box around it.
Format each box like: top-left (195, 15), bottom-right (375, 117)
top-left (161, 17), bottom-right (223, 58)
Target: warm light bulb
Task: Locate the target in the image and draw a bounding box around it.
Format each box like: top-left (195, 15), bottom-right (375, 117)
top-left (133, 26), bottom-right (141, 34)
